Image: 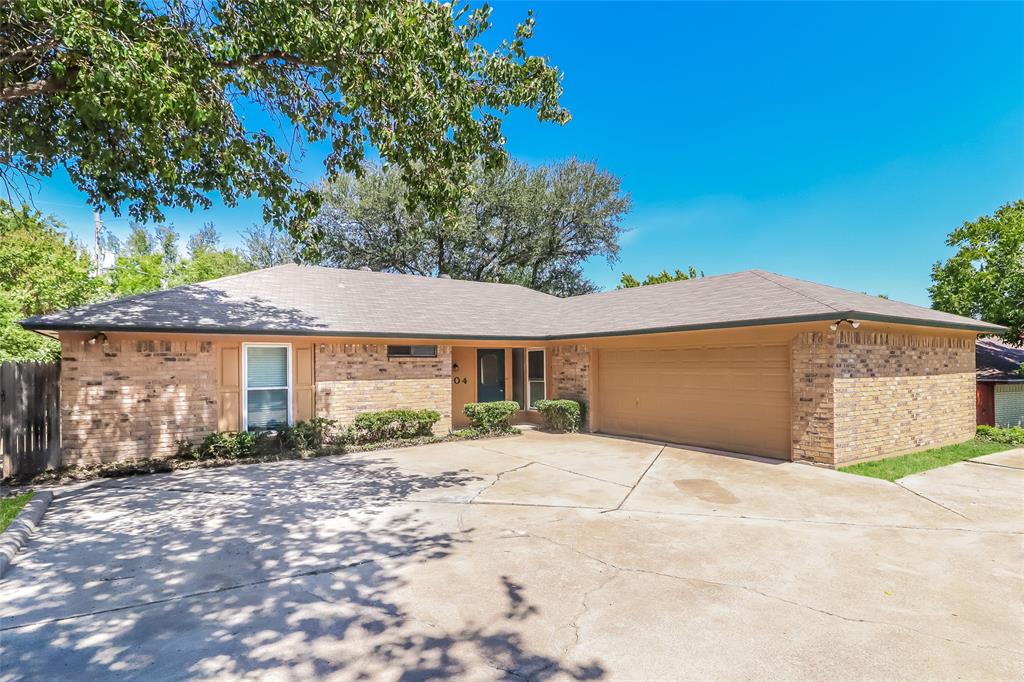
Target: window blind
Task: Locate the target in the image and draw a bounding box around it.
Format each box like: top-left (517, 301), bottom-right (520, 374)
top-left (247, 346), bottom-right (288, 388)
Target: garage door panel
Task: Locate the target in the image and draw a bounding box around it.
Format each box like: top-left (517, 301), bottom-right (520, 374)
top-left (598, 344), bottom-right (791, 459)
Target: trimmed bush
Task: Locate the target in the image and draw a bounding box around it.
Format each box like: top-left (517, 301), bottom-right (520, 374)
top-left (534, 399), bottom-right (585, 433)
top-left (278, 418), bottom-right (339, 451)
top-left (977, 424), bottom-right (1024, 445)
top-left (463, 401), bottom-right (520, 433)
top-left (176, 430), bottom-right (269, 460)
top-left (350, 409), bottom-right (441, 444)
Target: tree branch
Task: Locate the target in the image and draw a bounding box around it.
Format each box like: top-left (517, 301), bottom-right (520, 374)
top-left (210, 48), bottom-right (383, 70)
top-left (0, 36), bottom-right (59, 67)
top-left (210, 50), bottom-right (315, 69)
top-left (0, 66), bottom-right (79, 101)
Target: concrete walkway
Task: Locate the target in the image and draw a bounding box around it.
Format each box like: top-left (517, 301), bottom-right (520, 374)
top-left (1, 434), bottom-right (1021, 680)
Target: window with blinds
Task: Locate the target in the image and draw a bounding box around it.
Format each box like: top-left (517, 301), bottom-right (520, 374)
top-left (245, 345), bottom-right (290, 431)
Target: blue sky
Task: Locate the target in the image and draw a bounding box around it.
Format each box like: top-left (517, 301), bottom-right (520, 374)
top-left (28, 1), bottom-right (1024, 305)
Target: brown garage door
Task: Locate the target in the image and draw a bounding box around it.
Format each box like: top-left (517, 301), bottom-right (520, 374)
top-left (597, 343), bottom-right (791, 459)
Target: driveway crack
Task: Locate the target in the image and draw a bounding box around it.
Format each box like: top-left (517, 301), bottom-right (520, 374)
top-left (469, 462), bottom-right (534, 503)
top-left (966, 459), bottom-right (1024, 472)
top-left (893, 481), bottom-right (970, 520)
top-left (469, 443), bottom-right (631, 488)
top-left (565, 568), bottom-right (619, 654)
top-left (608, 506), bottom-right (1016, 535)
top-left (602, 444), bottom-right (666, 513)
top-left (518, 532), bottom-right (1023, 657)
top-left (0, 536), bottom-right (466, 632)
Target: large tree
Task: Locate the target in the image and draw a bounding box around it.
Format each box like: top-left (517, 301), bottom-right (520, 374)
top-left (311, 159), bottom-right (630, 296)
top-left (0, 201), bottom-right (99, 361)
top-left (1, 1), bottom-right (568, 238)
top-left (930, 199), bottom-right (1024, 345)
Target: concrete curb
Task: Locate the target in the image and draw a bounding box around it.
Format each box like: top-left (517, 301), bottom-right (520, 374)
top-left (0, 491), bottom-right (53, 579)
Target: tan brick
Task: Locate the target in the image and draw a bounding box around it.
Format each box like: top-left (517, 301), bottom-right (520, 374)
top-left (314, 344), bottom-right (453, 434)
top-left (549, 344), bottom-right (592, 429)
top-left (60, 336), bottom-right (217, 466)
top-left (791, 330), bottom-right (974, 466)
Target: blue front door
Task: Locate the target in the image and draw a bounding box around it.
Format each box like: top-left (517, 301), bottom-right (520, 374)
top-left (477, 349), bottom-right (505, 402)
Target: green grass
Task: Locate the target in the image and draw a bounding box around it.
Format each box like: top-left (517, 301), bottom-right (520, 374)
top-left (0, 492), bottom-right (34, 532)
top-left (839, 440), bottom-right (1014, 482)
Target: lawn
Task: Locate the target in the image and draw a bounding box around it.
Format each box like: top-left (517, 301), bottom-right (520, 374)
top-left (0, 492), bottom-right (34, 533)
top-left (839, 440), bottom-right (1013, 482)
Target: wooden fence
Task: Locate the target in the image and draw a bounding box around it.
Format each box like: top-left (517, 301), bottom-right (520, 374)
top-left (1, 362), bottom-right (61, 478)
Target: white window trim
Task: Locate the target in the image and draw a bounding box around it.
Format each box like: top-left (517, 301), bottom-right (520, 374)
top-left (526, 347), bottom-right (546, 411)
top-left (241, 342), bottom-right (293, 431)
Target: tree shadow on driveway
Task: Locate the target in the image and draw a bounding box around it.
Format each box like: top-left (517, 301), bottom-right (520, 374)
top-left (1, 455), bottom-right (606, 680)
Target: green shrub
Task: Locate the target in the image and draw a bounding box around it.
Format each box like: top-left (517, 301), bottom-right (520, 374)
top-left (278, 418), bottom-right (339, 451)
top-left (176, 431), bottom-right (268, 460)
top-left (463, 401), bottom-right (520, 433)
top-left (977, 424), bottom-right (1024, 445)
top-left (350, 409), bottom-right (441, 444)
top-left (534, 399), bottom-right (585, 432)
top-left (175, 439), bottom-right (197, 458)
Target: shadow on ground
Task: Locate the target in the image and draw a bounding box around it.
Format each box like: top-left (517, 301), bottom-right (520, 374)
top-left (1, 454), bottom-right (605, 680)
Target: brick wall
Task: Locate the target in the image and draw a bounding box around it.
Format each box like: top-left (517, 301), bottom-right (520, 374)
top-left (791, 330), bottom-right (975, 466)
top-left (550, 344), bottom-right (591, 429)
top-left (833, 331), bottom-right (975, 464)
top-left (61, 337), bottom-right (217, 465)
top-left (315, 344), bottom-right (452, 434)
top-left (791, 331), bottom-right (838, 465)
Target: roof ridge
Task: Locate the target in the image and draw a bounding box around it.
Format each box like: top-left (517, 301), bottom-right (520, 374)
top-left (292, 263), bottom-right (563, 298)
top-left (749, 270), bottom-right (842, 315)
top-left (565, 269), bottom-right (752, 300)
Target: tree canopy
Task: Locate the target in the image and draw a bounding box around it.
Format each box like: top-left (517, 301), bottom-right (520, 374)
top-left (618, 266), bottom-right (703, 289)
top-left (0, 201), bottom-right (98, 360)
top-left (930, 199), bottom-right (1024, 345)
top-left (305, 159), bottom-right (630, 296)
top-left (107, 222), bottom-right (251, 296)
top-left (1, 1), bottom-right (568, 239)
top-left (0, 203), bottom-right (256, 361)
top-left (241, 224), bottom-right (300, 269)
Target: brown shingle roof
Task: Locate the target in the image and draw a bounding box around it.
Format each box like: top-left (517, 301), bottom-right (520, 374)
top-left (22, 264), bottom-right (1006, 338)
top-left (976, 337), bottom-right (1024, 382)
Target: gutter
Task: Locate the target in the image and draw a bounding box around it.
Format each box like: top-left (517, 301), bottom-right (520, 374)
top-left (20, 310), bottom-right (1007, 341)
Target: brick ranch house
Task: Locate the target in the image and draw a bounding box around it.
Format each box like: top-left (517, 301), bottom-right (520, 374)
top-left (22, 265), bottom-right (1004, 468)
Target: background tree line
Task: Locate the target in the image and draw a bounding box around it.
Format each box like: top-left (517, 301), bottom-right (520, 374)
top-left (2, 178), bottom-right (1019, 363)
top-left (1, 158), bottom-right (633, 361)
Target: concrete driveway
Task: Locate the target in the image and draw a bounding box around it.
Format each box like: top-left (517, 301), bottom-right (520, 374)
top-left (1, 431), bottom-right (1022, 680)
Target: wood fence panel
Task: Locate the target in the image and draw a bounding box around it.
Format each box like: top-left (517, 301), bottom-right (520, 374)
top-left (1, 362), bottom-right (61, 478)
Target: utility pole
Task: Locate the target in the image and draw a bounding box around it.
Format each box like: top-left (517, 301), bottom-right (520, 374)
top-left (93, 211), bottom-right (102, 273)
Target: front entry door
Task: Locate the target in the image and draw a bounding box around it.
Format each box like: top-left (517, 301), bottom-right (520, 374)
top-left (477, 349), bottom-right (505, 402)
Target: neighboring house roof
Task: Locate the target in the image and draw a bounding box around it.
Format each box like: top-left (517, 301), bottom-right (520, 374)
top-left (976, 337), bottom-right (1024, 383)
top-left (21, 265), bottom-right (1006, 339)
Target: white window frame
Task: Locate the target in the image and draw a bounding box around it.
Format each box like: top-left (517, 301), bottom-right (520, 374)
top-left (526, 347), bottom-right (546, 411)
top-left (241, 342), bottom-right (293, 431)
